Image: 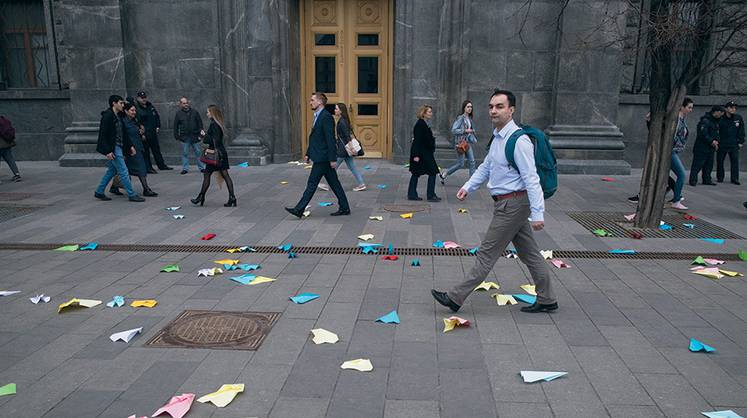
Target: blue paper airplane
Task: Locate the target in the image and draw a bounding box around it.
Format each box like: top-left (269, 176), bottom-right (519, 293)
top-left (377, 184), bottom-right (387, 189)
top-left (609, 249), bottom-right (636, 254)
top-left (376, 310), bottom-right (400, 324)
top-left (318, 202), bottom-right (334, 207)
top-left (106, 295), bottom-right (125, 308)
top-left (288, 252), bottom-right (297, 259)
top-left (388, 243), bottom-right (394, 255)
top-left (469, 247), bottom-right (479, 255)
top-left (223, 264), bottom-right (238, 271)
top-left (80, 242), bottom-right (98, 251)
top-left (659, 223), bottom-right (673, 231)
top-left (229, 274), bottom-right (257, 285)
top-left (411, 259), bottom-right (421, 267)
top-left (433, 240), bottom-right (445, 248)
top-left (683, 223), bottom-right (695, 229)
top-left (701, 410), bottom-right (743, 418)
top-left (689, 338), bottom-right (716, 353)
top-left (236, 264), bottom-right (260, 271)
top-left (361, 245), bottom-right (379, 254)
top-left (236, 162), bottom-right (249, 167)
top-left (513, 294), bottom-right (537, 304)
top-left (290, 293), bottom-right (320, 304)
top-left (701, 238), bottom-right (725, 245)
top-left (278, 243), bottom-right (292, 251)
top-left (363, 165), bottom-right (371, 170)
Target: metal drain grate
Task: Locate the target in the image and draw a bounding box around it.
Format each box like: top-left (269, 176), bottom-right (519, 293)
top-left (0, 205), bottom-right (44, 223)
top-left (0, 242), bottom-right (743, 260)
top-left (568, 211), bottom-right (744, 239)
top-left (145, 310), bottom-right (280, 350)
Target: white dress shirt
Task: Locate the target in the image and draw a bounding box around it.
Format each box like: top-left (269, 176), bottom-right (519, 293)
top-left (461, 119), bottom-right (545, 221)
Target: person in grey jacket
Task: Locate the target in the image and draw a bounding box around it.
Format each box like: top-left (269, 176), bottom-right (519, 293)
top-left (173, 96), bottom-right (205, 174)
top-left (440, 100), bottom-right (477, 184)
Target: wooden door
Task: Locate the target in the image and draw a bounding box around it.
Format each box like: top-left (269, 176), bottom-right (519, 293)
top-left (300, 0), bottom-right (392, 158)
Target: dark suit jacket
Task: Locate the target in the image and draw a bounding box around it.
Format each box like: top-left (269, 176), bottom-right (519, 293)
top-left (306, 109), bottom-right (337, 163)
top-left (409, 118), bottom-right (439, 176)
top-left (96, 109), bottom-right (133, 156)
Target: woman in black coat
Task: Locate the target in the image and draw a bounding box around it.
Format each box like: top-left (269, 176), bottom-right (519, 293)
top-left (110, 103), bottom-right (157, 196)
top-left (190, 104), bottom-right (236, 207)
top-left (408, 105), bottom-right (441, 201)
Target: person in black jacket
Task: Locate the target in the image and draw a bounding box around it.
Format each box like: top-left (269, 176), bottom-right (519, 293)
top-left (94, 95), bottom-right (145, 202)
top-left (689, 106), bottom-right (724, 186)
top-left (716, 101), bottom-right (745, 185)
top-left (285, 92), bottom-right (350, 217)
top-left (190, 105), bottom-right (236, 207)
top-left (136, 91), bottom-right (172, 172)
top-left (173, 96), bottom-right (205, 175)
top-left (408, 105), bottom-right (441, 201)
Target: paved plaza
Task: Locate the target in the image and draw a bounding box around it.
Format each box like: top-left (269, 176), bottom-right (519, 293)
top-left (0, 161), bottom-right (746, 418)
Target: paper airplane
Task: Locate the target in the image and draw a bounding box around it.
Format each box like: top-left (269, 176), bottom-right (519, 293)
top-left (701, 410), bottom-right (743, 418)
top-left (236, 264), bottom-right (259, 271)
top-left (106, 296), bottom-right (125, 308)
top-left (520, 371), bottom-right (567, 383)
top-left (474, 281), bottom-right (499, 291)
top-left (739, 250), bottom-right (747, 261)
top-left (200, 233), bottom-right (216, 240)
top-left (601, 177), bottom-right (615, 182)
top-left (433, 240), bottom-right (445, 248)
top-left (400, 213), bottom-right (413, 219)
top-left (340, 359), bottom-right (373, 372)
top-left (701, 238), bottom-right (725, 244)
top-left (288, 252), bottom-right (297, 259)
top-left (229, 274), bottom-right (256, 285)
top-left (540, 250), bottom-right (553, 260)
top-left (443, 316), bottom-right (470, 333)
top-left (505, 249), bottom-right (518, 259)
top-left (624, 213), bottom-right (636, 221)
top-left (278, 243), bottom-right (292, 251)
top-left (55, 244), bottom-right (79, 251)
top-left (376, 184), bottom-right (387, 189)
top-left (198, 267), bottom-right (222, 277)
top-left (318, 202), bottom-right (334, 207)
top-left (520, 284), bottom-right (537, 295)
top-left (458, 208), bottom-right (469, 213)
top-left (173, 215), bottom-right (185, 219)
top-left (469, 247), bottom-right (479, 255)
top-left (223, 263), bottom-right (238, 270)
top-left (280, 181), bottom-right (288, 185)
top-left (551, 259), bottom-right (571, 268)
top-left (358, 234), bottom-right (375, 241)
top-left (311, 328), bottom-right (339, 344)
top-left (512, 294), bottom-right (537, 304)
top-left (387, 243), bottom-right (394, 254)
top-left (689, 338), bottom-right (716, 353)
top-left (197, 384), bottom-right (244, 408)
top-left (411, 259), bottom-right (421, 267)
top-left (58, 298), bottom-right (102, 313)
top-left (629, 231), bottom-right (643, 239)
top-left (364, 165), bottom-right (371, 169)
top-left (376, 310), bottom-right (400, 324)
top-left (226, 246), bottom-right (255, 253)
top-left (683, 214), bottom-right (697, 220)
top-left (130, 299), bottom-right (157, 308)
top-left (109, 327), bottom-right (143, 343)
top-left (692, 267), bottom-right (724, 279)
top-left (443, 241), bottom-right (461, 249)
top-left (683, 223), bottom-right (695, 229)
top-left (609, 249), bottom-right (636, 254)
top-left (369, 216), bottom-right (383, 221)
top-left (0, 291), bottom-right (21, 297)
top-left (593, 229), bottom-right (610, 237)
top-left (382, 255), bottom-right (398, 261)
top-left (290, 293), bottom-right (320, 304)
top-left (215, 259), bottom-right (239, 266)
top-left (692, 256), bottom-right (707, 266)
top-left (0, 383), bottom-right (16, 397)
top-left (236, 162), bottom-right (249, 167)
top-left (165, 206), bottom-right (181, 211)
top-left (703, 258), bottom-right (725, 265)
top-left (491, 294), bottom-right (518, 305)
top-left (160, 264), bottom-right (180, 272)
top-left (659, 221), bottom-right (673, 230)
top-left (152, 393), bottom-right (195, 418)
top-left (361, 245), bottom-right (379, 254)
top-left (248, 276), bottom-right (275, 285)
top-left (719, 269), bottom-right (743, 277)
top-left (30, 294), bottom-right (50, 304)
top-left (80, 242), bottom-right (98, 251)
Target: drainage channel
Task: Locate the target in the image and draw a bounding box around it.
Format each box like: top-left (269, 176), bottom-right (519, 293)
top-left (0, 243), bottom-right (743, 261)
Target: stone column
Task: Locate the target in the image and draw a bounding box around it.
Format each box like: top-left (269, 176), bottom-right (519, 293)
top-left (546, 0), bottom-right (631, 174)
top-left (57, 1), bottom-right (128, 166)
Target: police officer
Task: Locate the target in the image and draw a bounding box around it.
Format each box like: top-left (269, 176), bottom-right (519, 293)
top-left (689, 105), bottom-right (724, 186)
top-left (136, 91), bottom-right (172, 172)
top-left (716, 101), bottom-right (744, 185)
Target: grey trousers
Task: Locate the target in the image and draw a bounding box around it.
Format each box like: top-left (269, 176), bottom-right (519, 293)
top-left (448, 194), bottom-right (556, 306)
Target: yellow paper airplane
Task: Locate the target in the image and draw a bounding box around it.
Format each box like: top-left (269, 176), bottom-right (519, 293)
top-left (340, 359), bottom-right (373, 372)
top-left (130, 299), bottom-right (157, 308)
top-left (214, 259), bottom-right (239, 265)
top-left (520, 284), bottom-right (537, 295)
top-left (443, 316), bottom-right (470, 333)
top-left (458, 208), bottom-right (469, 213)
top-left (491, 294), bottom-right (518, 305)
top-left (474, 281), bottom-right (500, 291)
top-left (248, 276), bottom-right (275, 285)
top-left (57, 298), bottom-right (102, 313)
top-left (369, 216), bottom-right (384, 221)
top-left (311, 328), bottom-right (339, 344)
top-left (400, 213), bottom-right (413, 219)
top-left (692, 268), bottom-right (724, 279)
top-left (358, 234), bottom-right (375, 241)
top-left (280, 181), bottom-right (288, 185)
top-left (197, 384), bottom-right (244, 408)
top-left (719, 269), bottom-right (743, 277)
top-left (540, 250), bottom-right (553, 260)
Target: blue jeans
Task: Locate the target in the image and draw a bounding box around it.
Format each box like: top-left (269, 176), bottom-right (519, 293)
top-left (96, 146), bottom-right (136, 197)
top-left (182, 140), bottom-right (205, 171)
top-left (670, 152), bottom-right (686, 202)
top-left (445, 145), bottom-right (475, 177)
top-left (0, 148), bottom-right (20, 175)
top-left (336, 156), bottom-right (365, 185)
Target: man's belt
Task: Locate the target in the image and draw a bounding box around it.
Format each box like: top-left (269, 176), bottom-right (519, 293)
top-left (492, 190), bottom-right (527, 201)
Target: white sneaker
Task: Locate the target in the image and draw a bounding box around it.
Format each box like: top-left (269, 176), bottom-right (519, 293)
top-left (353, 184), bottom-right (366, 191)
top-left (318, 183), bottom-right (329, 191)
top-left (439, 172), bottom-right (447, 185)
top-left (671, 201), bottom-right (688, 210)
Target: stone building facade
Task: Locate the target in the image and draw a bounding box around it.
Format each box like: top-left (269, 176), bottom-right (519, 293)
top-left (1, 0), bottom-right (745, 173)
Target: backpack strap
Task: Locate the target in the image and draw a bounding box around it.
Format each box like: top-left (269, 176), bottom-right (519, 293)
top-left (504, 129), bottom-right (526, 172)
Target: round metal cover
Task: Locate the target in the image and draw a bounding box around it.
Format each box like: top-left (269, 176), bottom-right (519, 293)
top-left (145, 310), bottom-right (280, 350)
top-left (382, 203), bottom-right (430, 213)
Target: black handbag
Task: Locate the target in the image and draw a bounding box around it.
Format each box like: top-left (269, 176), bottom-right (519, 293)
top-left (199, 148), bottom-right (219, 166)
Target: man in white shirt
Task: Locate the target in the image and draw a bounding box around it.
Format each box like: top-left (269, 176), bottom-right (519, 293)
top-left (431, 89), bottom-right (557, 313)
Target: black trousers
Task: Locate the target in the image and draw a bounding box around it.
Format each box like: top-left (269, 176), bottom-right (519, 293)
top-left (143, 132), bottom-right (168, 169)
top-left (408, 174), bottom-right (436, 199)
top-left (716, 146), bottom-right (740, 182)
top-left (294, 161), bottom-right (350, 212)
top-left (689, 150), bottom-right (714, 184)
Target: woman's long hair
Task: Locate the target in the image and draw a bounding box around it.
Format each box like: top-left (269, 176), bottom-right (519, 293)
top-left (459, 100), bottom-right (473, 119)
top-left (337, 103), bottom-right (354, 134)
top-left (207, 104), bottom-right (226, 188)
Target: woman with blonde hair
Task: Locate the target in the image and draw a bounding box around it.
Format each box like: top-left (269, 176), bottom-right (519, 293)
top-left (190, 104), bottom-right (236, 206)
top-left (408, 104), bottom-right (441, 201)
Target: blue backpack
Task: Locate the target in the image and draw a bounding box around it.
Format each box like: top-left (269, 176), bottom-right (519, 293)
top-left (504, 125), bottom-right (558, 199)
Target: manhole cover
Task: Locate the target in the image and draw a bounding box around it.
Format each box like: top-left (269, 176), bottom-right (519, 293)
top-left (0, 192), bottom-right (34, 201)
top-left (145, 310), bottom-right (280, 350)
top-left (382, 204), bottom-right (430, 213)
top-left (0, 205), bottom-right (43, 223)
top-left (567, 211), bottom-right (744, 239)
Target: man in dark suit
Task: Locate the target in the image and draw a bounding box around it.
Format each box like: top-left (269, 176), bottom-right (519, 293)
top-left (286, 92), bottom-right (350, 217)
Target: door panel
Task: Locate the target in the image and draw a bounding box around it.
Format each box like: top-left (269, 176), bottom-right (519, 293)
top-left (301, 0), bottom-right (391, 159)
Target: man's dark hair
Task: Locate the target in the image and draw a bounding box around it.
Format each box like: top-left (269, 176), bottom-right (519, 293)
top-left (123, 102), bottom-right (135, 112)
top-left (682, 97), bottom-right (693, 108)
top-left (313, 92), bottom-right (328, 105)
top-left (710, 105), bottom-right (726, 114)
top-left (108, 95), bottom-right (124, 108)
top-left (490, 89), bottom-right (516, 107)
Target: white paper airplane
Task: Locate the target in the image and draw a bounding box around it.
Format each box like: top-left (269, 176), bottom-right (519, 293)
top-left (109, 327), bottom-right (143, 343)
top-left (520, 370), bottom-right (567, 383)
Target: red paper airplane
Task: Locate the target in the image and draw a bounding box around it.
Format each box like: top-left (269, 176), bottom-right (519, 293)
top-left (200, 233), bottom-right (216, 240)
top-left (382, 255), bottom-right (398, 261)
